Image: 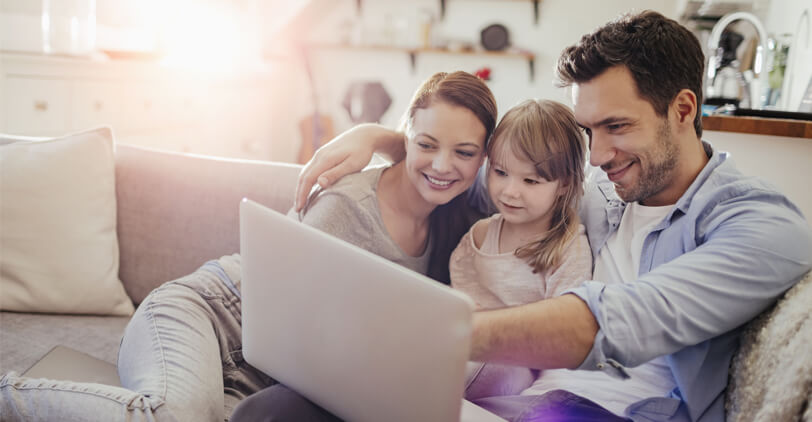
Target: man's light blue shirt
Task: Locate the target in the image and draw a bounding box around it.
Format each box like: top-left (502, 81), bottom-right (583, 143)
top-left (470, 141), bottom-right (811, 421)
top-left (571, 142), bottom-right (811, 421)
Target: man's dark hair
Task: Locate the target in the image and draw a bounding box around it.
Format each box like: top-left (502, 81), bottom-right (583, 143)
top-left (556, 10), bottom-right (705, 137)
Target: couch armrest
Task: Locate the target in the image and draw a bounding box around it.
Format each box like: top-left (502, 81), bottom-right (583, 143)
top-left (115, 144), bottom-right (301, 304)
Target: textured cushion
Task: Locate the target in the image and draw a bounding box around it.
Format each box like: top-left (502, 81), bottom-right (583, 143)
top-left (725, 271), bottom-right (812, 421)
top-left (0, 311), bottom-right (129, 374)
top-left (115, 145), bottom-right (302, 304)
top-left (0, 128), bottom-right (134, 316)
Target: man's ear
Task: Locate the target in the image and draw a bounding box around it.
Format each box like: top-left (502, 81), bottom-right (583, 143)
top-left (671, 89), bottom-right (697, 130)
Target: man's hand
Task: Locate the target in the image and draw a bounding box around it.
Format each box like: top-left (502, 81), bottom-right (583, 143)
top-left (294, 124), bottom-right (406, 211)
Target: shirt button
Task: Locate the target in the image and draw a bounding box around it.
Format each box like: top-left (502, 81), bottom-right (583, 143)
top-left (596, 363), bottom-right (605, 369)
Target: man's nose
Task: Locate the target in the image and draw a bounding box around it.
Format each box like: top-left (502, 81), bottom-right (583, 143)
top-left (588, 132), bottom-right (614, 168)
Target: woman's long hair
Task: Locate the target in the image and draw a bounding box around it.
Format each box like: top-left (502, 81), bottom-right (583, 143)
top-left (400, 71), bottom-right (497, 284)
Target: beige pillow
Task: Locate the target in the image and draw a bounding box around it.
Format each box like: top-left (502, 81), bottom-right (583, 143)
top-left (0, 127), bottom-right (134, 315)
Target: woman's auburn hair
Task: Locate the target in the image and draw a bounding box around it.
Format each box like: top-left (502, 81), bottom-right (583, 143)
top-left (488, 99), bottom-right (586, 274)
top-left (400, 71), bottom-right (497, 148)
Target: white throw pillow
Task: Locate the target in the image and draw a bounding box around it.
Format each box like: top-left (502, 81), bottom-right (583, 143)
top-left (0, 127), bottom-right (134, 315)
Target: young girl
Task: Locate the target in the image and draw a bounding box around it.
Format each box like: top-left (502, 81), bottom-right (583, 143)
top-left (449, 99), bottom-right (592, 399)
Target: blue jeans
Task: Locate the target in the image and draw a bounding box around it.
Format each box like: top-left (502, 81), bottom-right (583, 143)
top-left (0, 254), bottom-right (273, 421)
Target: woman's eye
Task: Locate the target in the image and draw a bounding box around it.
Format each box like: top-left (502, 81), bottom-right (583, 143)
top-left (417, 142), bottom-right (433, 150)
top-left (457, 150), bottom-right (475, 158)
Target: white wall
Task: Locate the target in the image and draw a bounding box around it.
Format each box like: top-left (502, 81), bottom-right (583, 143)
top-left (271, 0), bottom-right (679, 162)
top-left (706, 130), bottom-right (812, 221)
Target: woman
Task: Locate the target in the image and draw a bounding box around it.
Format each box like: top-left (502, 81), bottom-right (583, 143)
top-left (0, 71), bottom-right (496, 422)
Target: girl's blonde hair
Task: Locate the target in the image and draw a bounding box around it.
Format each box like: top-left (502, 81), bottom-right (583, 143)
top-left (488, 99), bottom-right (586, 273)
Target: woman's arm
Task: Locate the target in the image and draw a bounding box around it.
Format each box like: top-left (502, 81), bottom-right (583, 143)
top-left (295, 124), bottom-right (406, 211)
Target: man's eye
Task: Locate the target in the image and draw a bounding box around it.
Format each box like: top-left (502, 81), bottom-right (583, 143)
top-left (607, 123), bottom-right (626, 131)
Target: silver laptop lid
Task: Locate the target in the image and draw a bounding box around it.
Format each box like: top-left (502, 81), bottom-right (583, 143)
top-left (240, 199), bottom-right (474, 422)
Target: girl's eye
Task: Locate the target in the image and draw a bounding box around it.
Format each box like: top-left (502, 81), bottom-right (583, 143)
top-left (493, 168), bottom-right (506, 176)
top-left (524, 178), bottom-right (540, 185)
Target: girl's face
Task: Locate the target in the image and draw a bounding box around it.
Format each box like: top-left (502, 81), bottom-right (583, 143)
top-left (404, 101), bottom-right (487, 207)
top-left (487, 141), bottom-right (565, 231)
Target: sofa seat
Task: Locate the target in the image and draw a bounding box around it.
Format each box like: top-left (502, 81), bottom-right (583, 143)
top-left (0, 311), bottom-right (129, 374)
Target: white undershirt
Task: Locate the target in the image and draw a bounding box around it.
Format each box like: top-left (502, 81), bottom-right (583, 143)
top-left (522, 202), bottom-right (678, 416)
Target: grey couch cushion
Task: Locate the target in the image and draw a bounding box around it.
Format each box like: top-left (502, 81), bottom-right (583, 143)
top-left (115, 145), bottom-right (302, 305)
top-left (725, 270), bottom-right (812, 421)
top-left (0, 311), bottom-right (129, 374)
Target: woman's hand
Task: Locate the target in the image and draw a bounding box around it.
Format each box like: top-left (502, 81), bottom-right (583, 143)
top-left (294, 124), bottom-right (405, 211)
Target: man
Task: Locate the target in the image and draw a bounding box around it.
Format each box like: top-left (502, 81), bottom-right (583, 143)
top-left (239, 10), bottom-right (811, 421)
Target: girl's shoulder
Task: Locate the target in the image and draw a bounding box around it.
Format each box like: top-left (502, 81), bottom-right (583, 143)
top-left (471, 214), bottom-right (501, 250)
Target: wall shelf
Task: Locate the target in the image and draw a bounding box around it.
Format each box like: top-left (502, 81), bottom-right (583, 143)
top-left (302, 43), bottom-right (536, 81)
top-left (439, 0), bottom-right (541, 24)
top-left (354, 1), bottom-right (542, 25)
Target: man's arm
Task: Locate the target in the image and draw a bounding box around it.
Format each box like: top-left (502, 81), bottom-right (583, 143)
top-left (472, 190), bottom-right (812, 372)
top-left (471, 294), bottom-right (598, 369)
top-left (295, 124), bottom-right (406, 211)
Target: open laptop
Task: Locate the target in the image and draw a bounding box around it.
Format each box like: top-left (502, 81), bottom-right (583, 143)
top-left (240, 199), bottom-right (505, 422)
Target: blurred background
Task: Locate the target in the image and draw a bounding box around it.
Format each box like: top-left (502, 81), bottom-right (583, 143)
top-left (1, 0), bottom-right (810, 163)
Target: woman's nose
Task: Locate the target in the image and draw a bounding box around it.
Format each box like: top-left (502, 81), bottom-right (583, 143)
top-left (432, 152), bottom-right (452, 173)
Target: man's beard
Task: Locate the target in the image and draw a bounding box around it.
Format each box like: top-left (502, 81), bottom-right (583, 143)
top-left (616, 119), bottom-right (679, 204)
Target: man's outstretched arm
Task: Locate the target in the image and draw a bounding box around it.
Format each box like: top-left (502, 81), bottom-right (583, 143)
top-left (295, 124), bottom-right (406, 211)
top-left (471, 294), bottom-right (598, 370)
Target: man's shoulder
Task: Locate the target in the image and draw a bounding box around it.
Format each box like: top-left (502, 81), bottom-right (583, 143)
top-left (691, 157), bottom-right (793, 211)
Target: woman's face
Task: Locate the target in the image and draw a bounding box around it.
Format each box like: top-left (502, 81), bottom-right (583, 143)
top-left (404, 101), bottom-right (487, 207)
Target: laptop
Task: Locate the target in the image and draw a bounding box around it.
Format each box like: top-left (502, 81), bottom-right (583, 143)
top-left (23, 345), bottom-right (121, 387)
top-left (240, 199), bottom-right (505, 422)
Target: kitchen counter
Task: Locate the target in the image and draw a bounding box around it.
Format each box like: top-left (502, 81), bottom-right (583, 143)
top-left (702, 115), bottom-right (812, 139)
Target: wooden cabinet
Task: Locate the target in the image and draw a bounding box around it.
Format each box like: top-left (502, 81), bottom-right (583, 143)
top-left (0, 53), bottom-right (277, 161)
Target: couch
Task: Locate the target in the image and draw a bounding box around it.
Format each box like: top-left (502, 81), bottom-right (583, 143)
top-left (0, 141), bottom-right (809, 421)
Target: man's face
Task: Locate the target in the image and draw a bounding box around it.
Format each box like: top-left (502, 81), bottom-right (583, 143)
top-left (572, 66), bottom-right (680, 206)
